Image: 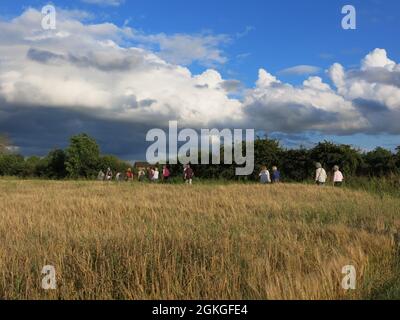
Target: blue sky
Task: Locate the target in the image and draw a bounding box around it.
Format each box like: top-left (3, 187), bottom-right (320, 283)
top-left (0, 0), bottom-right (399, 159)
top-left (2, 0), bottom-right (399, 84)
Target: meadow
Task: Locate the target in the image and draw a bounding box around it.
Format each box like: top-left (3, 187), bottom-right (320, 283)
top-left (0, 179), bottom-right (399, 300)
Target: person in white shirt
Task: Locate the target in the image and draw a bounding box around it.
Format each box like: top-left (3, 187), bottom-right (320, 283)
top-left (332, 165), bottom-right (344, 187)
top-left (105, 167), bottom-right (113, 181)
top-left (152, 168), bottom-right (159, 182)
top-left (97, 170), bottom-right (105, 181)
top-left (315, 162), bottom-right (327, 186)
top-left (259, 166), bottom-right (271, 184)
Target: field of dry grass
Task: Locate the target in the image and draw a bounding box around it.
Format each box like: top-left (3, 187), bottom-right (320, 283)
top-left (0, 179), bottom-right (399, 300)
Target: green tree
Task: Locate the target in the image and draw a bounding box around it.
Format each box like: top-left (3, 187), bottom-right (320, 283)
top-left (0, 154), bottom-right (24, 176)
top-left (363, 147), bottom-right (397, 176)
top-left (253, 137), bottom-right (283, 178)
top-left (46, 149), bottom-right (67, 179)
top-left (99, 155), bottom-right (131, 174)
top-left (34, 157), bottom-right (51, 178)
top-left (310, 141), bottom-right (363, 176)
top-left (20, 156), bottom-right (41, 177)
top-left (280, 147), bottom-right (312, 182)
top-left (396, 146), bottom-right (400, 170)
top-left (188, 137), bottom-right (283, 180)
top-left (65, 134), bottom-right (100, 178)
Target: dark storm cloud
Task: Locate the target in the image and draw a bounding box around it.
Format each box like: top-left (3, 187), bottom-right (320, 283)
top-left (27, 48), bottom-right (64, 63)
top-left (0, 101), bottom-right (154, 160)
top-left (220, 80), bottom-right (242, 92)
top-left (244, 101), bottom-right (340, 134)
top-left (353, 98), bottom-right (400, 134)
top-left (139, 99), bottom-right (157, 107)
top-left (347, 67), bottom-right (400, 88)
top-left (27, 47), bottom-right (155, 72)
top-left (67, 53), bottom-right (140, 72)
top-left (353, 98), bottom-right (390, 114)
top-left (269, 132), bottom-right (315, 148)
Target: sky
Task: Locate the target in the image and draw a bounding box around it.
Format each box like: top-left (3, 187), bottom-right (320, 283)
top-left (0, 0), bottom-right (399, 161)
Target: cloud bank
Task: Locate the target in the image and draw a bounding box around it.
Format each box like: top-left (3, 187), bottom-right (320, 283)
top-left (0, 9), bottom-right (400, 157)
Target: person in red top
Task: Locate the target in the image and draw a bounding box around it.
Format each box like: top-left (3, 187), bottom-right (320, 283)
top-left (162, 165), bottom-right (170, 182)
top-left (184, 164), bottom-right (194, 185)
top-left (125, 168), bottom-right (133, 181)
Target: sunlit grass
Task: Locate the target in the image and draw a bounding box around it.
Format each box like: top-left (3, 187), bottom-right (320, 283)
top-left (0, 179), bottom-right (399, 299)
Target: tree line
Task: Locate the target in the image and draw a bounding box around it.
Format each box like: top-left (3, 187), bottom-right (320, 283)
top-left (189, 138), bottom-right (400, 181)
top-left (0, 133), bottom-right (399, 181)
top-left (0, 134), bottom-right (131, 179)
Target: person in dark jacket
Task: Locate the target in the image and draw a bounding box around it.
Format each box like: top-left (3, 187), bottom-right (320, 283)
top-left (271, 166), bottom-right (281, 183)
top-left (184, 164), bottom-right (194, 185)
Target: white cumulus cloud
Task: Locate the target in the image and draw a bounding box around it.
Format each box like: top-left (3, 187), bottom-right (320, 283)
top-left (1, 8), bottom-right (400, 157)
top-left (278, 65), bottom-right (321, 76)
top-left (81, 0), bottom-right (125, 7)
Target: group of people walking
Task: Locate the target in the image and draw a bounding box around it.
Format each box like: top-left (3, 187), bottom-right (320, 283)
top-left (97, 164), bottom-right (195, 184)
top-left (98, 162), bottom-right (344, 186)
top-left (259, 163), bottom-right (344, 186)
top-left (314, 163), bottom-right (344, 187)
top-left (97, 167), bottom-right (114, 181)
top-left (137, 167), bottom-right (161, 182)
top-left (259, 166), bottom-right (281, 184)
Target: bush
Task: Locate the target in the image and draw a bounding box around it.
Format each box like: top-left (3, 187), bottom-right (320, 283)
top-left (65, 134), bottom-right (100, 178)
top-left (0, 154), bottom-right (25, 176)
top-left (0, 134), bottom-right (399, 183)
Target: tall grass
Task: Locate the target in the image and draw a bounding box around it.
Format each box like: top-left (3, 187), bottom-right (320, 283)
top-left (344, 174), bottom-right (400, 198)
top-left (0, 179), bottom-right (399, 299)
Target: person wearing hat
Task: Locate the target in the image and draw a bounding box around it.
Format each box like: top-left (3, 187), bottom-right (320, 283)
top-left (315, 162), bottom-right (327, 186)
top-left (332, 165), bottom-right (344, 187)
